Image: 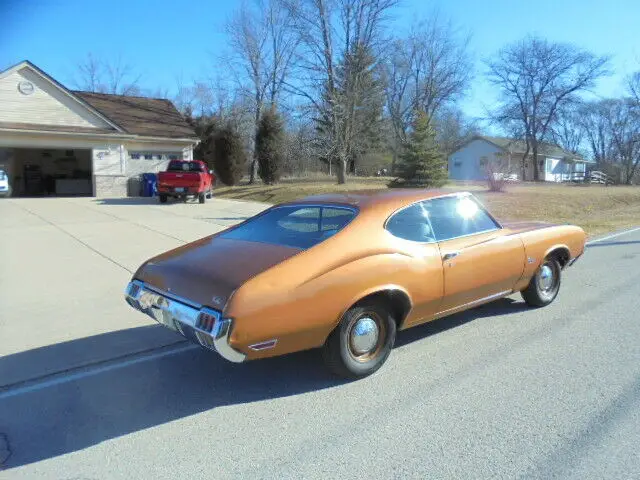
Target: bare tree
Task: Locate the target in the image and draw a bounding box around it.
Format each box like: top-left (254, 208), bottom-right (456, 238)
top-left (285, 0), bottom-right (397, 183)
top-left (382, 14), bottom-right (472, 170)
top-left (434, 106), bottom-right (479, 157)
top-left (226, 0), bottom-right (299, 183)
top-left (629, 70), bottom-right (640, 104)
top-left (579, 99), bottom-right (617, 166)
top-left (550, 102), bottom-right (585, 155)
top-left (487, 35), bottom-right (610, 181)
top-left (607, 98), bottom-right (640, 184)
top-left (74, 53), bottom-right (142, 95)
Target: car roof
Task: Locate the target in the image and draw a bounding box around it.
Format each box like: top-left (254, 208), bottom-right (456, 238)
top-left (282, 188), bottom-right (472, 214)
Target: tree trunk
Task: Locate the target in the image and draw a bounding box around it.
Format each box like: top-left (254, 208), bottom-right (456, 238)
top-left (532, 143), bottom-right (540, 181)
top-left (249, 100), bottom-right (263, 184)
top-left (337, 155), bottom-right (347, 184)
top-left (520, 144), bottom-right (530, 181)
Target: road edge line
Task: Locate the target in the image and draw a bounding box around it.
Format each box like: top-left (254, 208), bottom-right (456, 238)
top-left (585, 226), bottom-right (640, 245)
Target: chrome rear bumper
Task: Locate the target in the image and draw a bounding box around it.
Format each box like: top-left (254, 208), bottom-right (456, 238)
top-left (124, 280), bottom-right (246, 363)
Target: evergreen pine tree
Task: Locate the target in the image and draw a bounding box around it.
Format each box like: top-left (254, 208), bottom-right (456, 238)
top-left (256, 109), bottom-right (284, 184)
top-left (398, 111), bottom-right (447, 187)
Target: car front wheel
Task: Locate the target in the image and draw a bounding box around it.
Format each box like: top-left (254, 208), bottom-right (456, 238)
top-left (521, 257), bottom-right (561, 307)
top-left (322, 299), bottom-right (396, 379)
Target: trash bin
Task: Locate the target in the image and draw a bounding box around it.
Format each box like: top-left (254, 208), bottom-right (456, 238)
top-left (127, 175), bottom-right (142, 197)
top-left (141, 173), bottom-right (157, 197)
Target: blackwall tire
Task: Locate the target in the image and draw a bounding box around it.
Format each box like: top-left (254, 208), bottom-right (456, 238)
top-left (322, 299), bottom-right (396, 380)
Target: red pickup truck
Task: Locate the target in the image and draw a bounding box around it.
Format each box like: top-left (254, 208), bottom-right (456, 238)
top-left (157, 159), bottom-right (215, 204)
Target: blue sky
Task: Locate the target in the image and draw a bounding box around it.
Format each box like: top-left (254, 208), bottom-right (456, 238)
top-left (1, 0), bottom-right (639, 127)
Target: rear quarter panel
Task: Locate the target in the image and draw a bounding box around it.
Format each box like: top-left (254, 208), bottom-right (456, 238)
top-left (224, 209), bottom-right (443, 360)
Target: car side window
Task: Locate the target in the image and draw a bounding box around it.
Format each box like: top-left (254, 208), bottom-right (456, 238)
top-left (385, 202), bottom-right (436, 242)
top-left (424, 196), bottom-right (499, 241)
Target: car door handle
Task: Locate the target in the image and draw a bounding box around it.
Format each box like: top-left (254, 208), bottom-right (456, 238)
top-left (442, 251), bottom-right (460, 261)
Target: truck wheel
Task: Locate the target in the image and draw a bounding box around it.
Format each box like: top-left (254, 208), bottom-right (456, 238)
top-left (521, 257), bottom-right (561, 307)
top-left (159, 194), bottom-right (167, 204)
top-left (322, 299), bottom-right (396, 380)
top-left (198, 192), bottom-right (206, 204)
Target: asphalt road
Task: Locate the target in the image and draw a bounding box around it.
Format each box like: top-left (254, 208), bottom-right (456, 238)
top-left (1, 201), bottom-right (639, 478)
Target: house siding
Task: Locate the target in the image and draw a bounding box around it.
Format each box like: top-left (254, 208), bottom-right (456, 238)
top-left (0, 68), bottom-right (113, 129)
top-left (448, 139), bottom-right (505, 181)
top-left (0, 62), bottom-right (197, 197)
top-left (93, 143), bottom-right (194, 196)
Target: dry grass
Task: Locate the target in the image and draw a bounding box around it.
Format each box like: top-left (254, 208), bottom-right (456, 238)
top-left (212, 177), bottom-right (640, 237)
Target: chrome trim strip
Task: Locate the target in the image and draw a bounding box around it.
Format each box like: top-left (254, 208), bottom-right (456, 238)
top-left (383, 192), bottom-right (501, 245)
top-left (435, 290), bottom-right (513, 316)
top-left (248, 339), bottom-right (278, 351)
top-left (141, 282), bottom-right (202, 309)
top-left (124, 280), bottom-right (246, 363)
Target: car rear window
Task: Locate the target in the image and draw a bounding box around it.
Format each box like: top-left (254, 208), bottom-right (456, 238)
top-left (219, 205), bottom-right (357, 249)
top-left (167, 161), bottom-right (204, 172)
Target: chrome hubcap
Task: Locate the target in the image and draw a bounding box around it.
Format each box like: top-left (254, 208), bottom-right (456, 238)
top-left (539, 264), bottom-right (554, 292)
top-left (350, 317), bottom-right (379, 355)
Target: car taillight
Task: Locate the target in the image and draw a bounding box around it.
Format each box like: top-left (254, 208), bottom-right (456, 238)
top-left (197, 311), bottom-right (217, 333)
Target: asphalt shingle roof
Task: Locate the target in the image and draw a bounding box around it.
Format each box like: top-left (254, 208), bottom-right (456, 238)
top-left (73, 91), bottom-right (196, 139)
top-left (477, 136), bottom-right (587, 161)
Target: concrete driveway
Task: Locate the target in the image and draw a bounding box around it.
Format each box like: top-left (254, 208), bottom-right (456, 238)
top-left (1, 196), bottom-right (639, 478)
top-left (0, 196), bottom-right (269, 386)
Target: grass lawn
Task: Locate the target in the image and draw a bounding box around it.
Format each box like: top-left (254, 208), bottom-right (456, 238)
top-left (212, 177), bottom-right (640, 238)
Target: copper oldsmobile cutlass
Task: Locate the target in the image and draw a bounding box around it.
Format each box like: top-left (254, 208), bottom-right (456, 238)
top-left (125, 189), bottom-right (586, 378)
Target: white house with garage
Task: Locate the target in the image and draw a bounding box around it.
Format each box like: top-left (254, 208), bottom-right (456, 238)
top-left (448, 136), bottom-right (595, 182)
top-left (0, 60), bottom-right (198, 197)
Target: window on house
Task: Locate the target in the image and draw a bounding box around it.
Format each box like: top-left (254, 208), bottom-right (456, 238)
top-left (130, 153), bottom-right (140, 160)
top-left (479, 156), bottom-right (488, 166)
top-left (144, 154), bottom-right (153, 160)
top-left (168, 154), bottom-right (178, 161)
top-left (546, 160), bottom-right (553, 173)
top-left (453, 161), bottom-right (462, 167)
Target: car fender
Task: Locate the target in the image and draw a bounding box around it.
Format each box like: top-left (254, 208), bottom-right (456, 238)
top-left (334, 283), bottom-right (414, 330)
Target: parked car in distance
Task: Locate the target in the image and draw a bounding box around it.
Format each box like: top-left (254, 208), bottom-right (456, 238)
top-left (124, 189), bottom-right (587, 379)
top-left (0, 169), bottom-right (11, 197)
top-left (157, 159), bottom-right (215, 204)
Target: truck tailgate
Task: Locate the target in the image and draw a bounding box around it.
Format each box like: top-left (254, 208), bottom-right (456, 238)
top-left (158, 172), bottom-right (202, 188)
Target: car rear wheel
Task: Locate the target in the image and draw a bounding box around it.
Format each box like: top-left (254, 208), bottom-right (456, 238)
top-left (521, 257), bottom-right (561, 307)
top-left (198, 192), bottom-right (206, 204)
top-left (322, 299), bottom-right (396, 379)
top-left (159, 194), bottom-right (167, 204)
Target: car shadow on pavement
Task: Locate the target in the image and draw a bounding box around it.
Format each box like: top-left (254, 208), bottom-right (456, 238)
top-left (93, 197), bottom-right (162, 206)
top-left (0, 326), bottom-right (344, 469)
top-left (0, 297), bottom-right (527, 469)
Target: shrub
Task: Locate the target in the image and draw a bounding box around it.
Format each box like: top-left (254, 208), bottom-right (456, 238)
top-left (256, 109), bottom-right (284, 184)
top-left (213, 123), bottom-right (246, 186)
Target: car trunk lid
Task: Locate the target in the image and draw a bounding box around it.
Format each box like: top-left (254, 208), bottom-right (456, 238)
top-left (135, 236), bottom-right (302, 309)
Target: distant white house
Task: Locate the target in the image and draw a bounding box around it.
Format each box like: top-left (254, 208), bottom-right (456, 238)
top-left (448, 136), bottom-right (595, 182)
